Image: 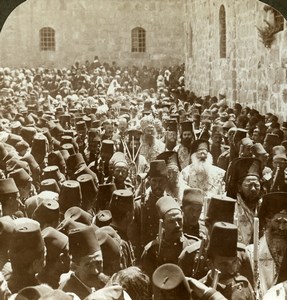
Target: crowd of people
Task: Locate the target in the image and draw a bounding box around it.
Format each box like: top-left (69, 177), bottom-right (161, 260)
top-left (0, 56), bottom-right (286, 300)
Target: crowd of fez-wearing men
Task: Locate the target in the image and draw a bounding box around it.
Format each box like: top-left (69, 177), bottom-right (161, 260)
top-left (0, 57), bottom-right (286, 300)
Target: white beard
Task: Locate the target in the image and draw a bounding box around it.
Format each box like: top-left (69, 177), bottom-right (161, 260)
top-left (190, 152), bottom-right (213, 182)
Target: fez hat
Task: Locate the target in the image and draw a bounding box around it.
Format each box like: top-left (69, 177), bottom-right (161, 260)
top-left (74, 165), bottom-right (98, 183)
top-left (69, 225), bottom-right (100, 260)
top-left (42, 165), bottom-right (63, 182)
top-left (20, 127), bottom-right (37, 145)
top-left (110, 189), bottom-right (134, 212)
top-left (156, 196), bottom-right (181, 219)
top-left (9, 219), bottom-right (45, 262)
top-left (207, 222), bottom-right (237, 258)
top-left (40, 178), bottom-right (60, 194)
top-left (206, 195), bottom-right (236, 224)
top-left (226, 157), bottom-right (262, 198)
top-left (47, 151), bottom-right (66, 171)
top-left (66, 153), bottom-right (85, 172)
top-left (15, 285), bottom-right (54, 300)
top-left (60, 149), bottom-right (70, 162)
top-left (21, 154), bottom-right (39, 173)
top-left (76, 174), bottom-right (97, 209)
top-left (0, 178), bottom-right (19, 195)
top-left (190, 139), bottom-right (210, 155)
top-left (0, 216), bottom-right (15, 247)
top-left (8, 168), bottom-right (31, 188)
top-left (31, 134), bottom-right (47, 159)
top-left (95, 210), bottom-right (112, 227)
top-left (6, 157), bottom-right (31, 174)
top-left (6, 133), bottom-right (23, 147)
top-left (32, 199), bottom-right (59, 227)
top-left (259, 192), bottom-right (287, 222)
top-left (152, 263), bottom-right (191, 300)
top-left (101, 140), bottom-right (114, 155)
top-left (182, 188), bottom-right (204, 206)
top-left (40, 129), bottom-right (52, 145)
top-left (75, 120), bottom-right (86, 132)
top-left (97, 183), bottom-right (116, 211)
top-left (157, 151), bottom-right (181, 171)
top-left (64, 206), bottom-right (92, 225)
top-left (59, 180), bottom-right (82, 214)
top-left (96, 229), bottom-right (121, 275)
top-left (147, 160), bottom-right (168, 178)
top-left (61, 143), bottom-right (76, 155)
top-left (42, 227), bottom-right (68, 260)
top-left (61, 135), bottom-right (79, 152)
top-left (56, 218), bottom-right (86, 235)
top-left (91, 119), bottom-right (101, 128)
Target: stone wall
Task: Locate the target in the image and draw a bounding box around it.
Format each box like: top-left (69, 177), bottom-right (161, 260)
top-left (0, 0), bottom-right (185, 68)
top-left (185, 0), bottom-right (287, 121)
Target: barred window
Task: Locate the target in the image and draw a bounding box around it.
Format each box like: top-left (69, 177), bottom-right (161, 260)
top-left (219, 5), bottom-right (226, 58)
top-left (40, 27), bottom-right (55, 51)
top-left (131, 27), bottom-right (146, 53)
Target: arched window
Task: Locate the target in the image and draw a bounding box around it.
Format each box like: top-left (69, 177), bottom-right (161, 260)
top-left (131, 27), bottom-right (146, 53)
top-left (219, 5), bottom-right (226, 58)
top-left (40, 27), bottom-right (55, 51)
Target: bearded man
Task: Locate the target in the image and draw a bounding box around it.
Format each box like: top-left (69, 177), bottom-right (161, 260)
top-left (139, 115), bottom-right (165, 164)
top-left (246, 192), bottom-right (287, 297)
top-left (174, 121), bottom-right (195, 170)
top-left (181, 139), bottom-right (225, 198)
top-left (157, 151), bottom-right (188, 204)
top-left (226, 157), bottom-right (263, 245)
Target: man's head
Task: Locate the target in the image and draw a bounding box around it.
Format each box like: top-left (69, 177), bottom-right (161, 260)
top-left (69, 225), bottom-right (104, 288)
top-left (207, 222), bottom-right (238, 282)
top-left (182, 188), bottom-right (203, 226)
top-left (109, 189), bottom-right (134, 228)
top-left (148, 160), bottom-right (168, 197)
top-left (10, 219), bottom-right (46, 275)
top-left (157, 196), bottom-right (183, 242)
top-left (259, 192), bottom-right (287, 238)
top-left (180, 121), bottom-right (194, 148)
top-left (0, 178), bottom-right (20, 216)
top-left (238, 175), bottom-right (261, 203)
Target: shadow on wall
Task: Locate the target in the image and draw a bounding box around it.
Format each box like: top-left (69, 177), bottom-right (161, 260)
top-left (0, 0), bottom-right (26, 32)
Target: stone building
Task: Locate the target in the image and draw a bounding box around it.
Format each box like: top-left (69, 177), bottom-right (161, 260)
top-left (184, 0), bottom-right (287, 121)
top-left (0, 0), bottom-right (185, 68)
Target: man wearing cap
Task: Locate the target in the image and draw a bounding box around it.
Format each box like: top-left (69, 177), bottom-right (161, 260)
top-left (181, 139), bottom-right (225, 198)
top-left (105, 189), bottom-right (135, 268)
top-left (269, 153), bottom-right (287, 192)
top-left (106, 152), bottom-right (134, 192)
top-left (156, 151), bottom-right (188, 202)
top-left (179, 195), bottom-right (253, 284)
top-left (6, 219), bottom-right (46, 294)
top-left (59, 225), bottom-right (108, 299)
top-left (173, 120), bottom-right (195, 170)
top-left (140, 196), bottom-right (194, 279)
top-left (139, 115), bottom-right (165, 164)
top-left (210, 125), bottom-right (226, 167)
top-left (129, 160), bottom-right (169, 261)
top-left (37, 227), bottom-right (70, 288)
top-left (246, 192), bottom-right (287, 297)
top-left (0, 178), bottom-right (23, 217)
top-left (226, 157), bottom-right (263, 245)
top-left (163, 119), bottom-right (178, 151)
top-left (182, 188), bottom-right (207, 239)
top-left (200, 222), bottom-right (255, 300)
